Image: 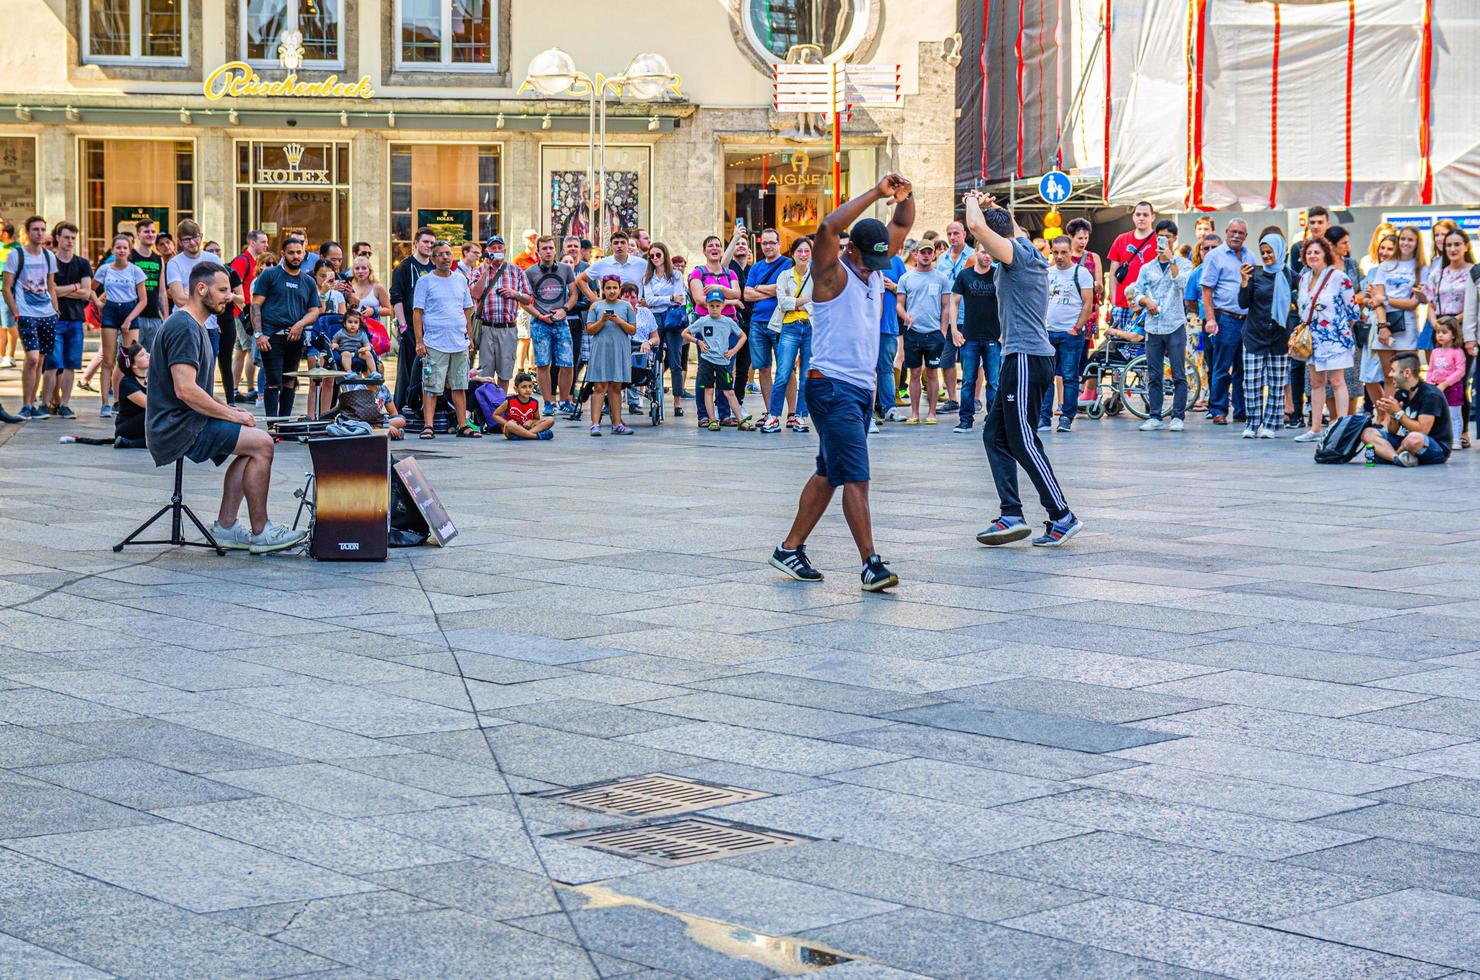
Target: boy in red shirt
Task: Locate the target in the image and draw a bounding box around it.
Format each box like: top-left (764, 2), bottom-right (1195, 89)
top-left (493, 372), bottom-right (554, 440)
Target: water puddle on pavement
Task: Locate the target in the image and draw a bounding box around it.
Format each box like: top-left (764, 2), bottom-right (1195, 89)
top-left (560, 881), bottom-right (859, 974)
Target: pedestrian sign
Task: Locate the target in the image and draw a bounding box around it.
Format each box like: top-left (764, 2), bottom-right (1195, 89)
top-left (1039, 171), bottom-right (1072, 205)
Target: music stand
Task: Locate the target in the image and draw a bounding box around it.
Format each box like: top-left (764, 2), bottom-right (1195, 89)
top-left (114, 458), bottom-right (225, 556)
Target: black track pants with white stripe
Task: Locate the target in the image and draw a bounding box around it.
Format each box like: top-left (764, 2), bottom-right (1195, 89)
top-left (983, 352), bottom-right (1071, 522)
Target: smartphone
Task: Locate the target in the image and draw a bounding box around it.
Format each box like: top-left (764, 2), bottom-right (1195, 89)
top-left (734, 218), bottom-right (745, 234)
top-left (1156, 235), bottom-right (1170, 251)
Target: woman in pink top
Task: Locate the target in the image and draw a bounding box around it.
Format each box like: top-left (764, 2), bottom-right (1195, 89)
top-left (1422, 229), bottom-right (1476, 446)
top-left (1427, 316), bottom-right (1467, 449)
top-left (688, 236), bottom-right (741, 317)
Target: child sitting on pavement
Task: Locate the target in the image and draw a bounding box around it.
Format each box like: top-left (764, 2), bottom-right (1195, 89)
top-left (492, 372), bottom-right (554, 440)
top-left (683, 288), bottom-right (751, 431)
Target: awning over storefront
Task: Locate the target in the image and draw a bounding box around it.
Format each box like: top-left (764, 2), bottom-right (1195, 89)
top-left (956, 0), bottom-right (1480, 210)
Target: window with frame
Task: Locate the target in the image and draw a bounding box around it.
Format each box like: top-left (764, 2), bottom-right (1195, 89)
top-left (242, 0), bottom-right (343, 68)
top-left (395, 0), bottom-right (497, 71)
top-left (84, 0), bottom-right (186, 64)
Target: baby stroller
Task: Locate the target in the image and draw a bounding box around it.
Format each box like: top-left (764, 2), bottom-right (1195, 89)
top-left (566, 342), bottom-right (664, 427)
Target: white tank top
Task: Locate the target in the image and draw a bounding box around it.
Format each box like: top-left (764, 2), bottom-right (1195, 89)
top-left (809, 264), bottom-right (883, 392)
top-left (354, 285), bottom-right (382, 315)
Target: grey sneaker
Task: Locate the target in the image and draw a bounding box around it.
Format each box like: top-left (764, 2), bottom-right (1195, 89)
top-left (249, 521), bottom-right (308, 554)
top-left (99, 403), bottom-right (112, 419)
top-left (1395, 450), bottom-right (1419, 468)
top-left (1139, 418), bottom-right (1164, 431)
top-left (209, 520), bottom-right (254, 551)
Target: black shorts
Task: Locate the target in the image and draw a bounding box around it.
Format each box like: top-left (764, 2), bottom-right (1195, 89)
top-left (902, 329), bottom-right (945, 369)
top-left (185, 417), bottom-right (242, 467)
top-left (697, 359), bottom-right (732, 389)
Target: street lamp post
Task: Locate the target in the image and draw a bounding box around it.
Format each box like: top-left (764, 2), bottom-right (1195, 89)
top-left (522, 48), bottom-right (681, 247)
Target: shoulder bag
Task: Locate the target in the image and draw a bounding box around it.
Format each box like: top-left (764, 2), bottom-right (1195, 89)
top-left (1289, 268), bottom-right (1334, 361)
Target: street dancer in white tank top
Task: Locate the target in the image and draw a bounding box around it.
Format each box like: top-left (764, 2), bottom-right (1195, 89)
top-left (769, 173), bottom-right (916, 593)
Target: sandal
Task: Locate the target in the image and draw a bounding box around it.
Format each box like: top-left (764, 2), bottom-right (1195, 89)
top-left (720, 417), bottom-right (739, 427)
top-left (77, 379), bottom-right (96, 392)
top-left (419, 428), bottom-right (436, 439)
top-left (738, 418), bottom-right (756, 431)
top-left (707, 420), bottom-right (720, 432)
top-left (455, 425), bottom-right (482, 438)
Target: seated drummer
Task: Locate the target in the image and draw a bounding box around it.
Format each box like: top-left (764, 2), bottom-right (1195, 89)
top-left (147, 262), bottom-right (307, 554)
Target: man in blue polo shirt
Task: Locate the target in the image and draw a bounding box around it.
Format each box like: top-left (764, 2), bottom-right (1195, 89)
top-left (743, 228), bottom-right (793, 413)
top-left (1200, 218), bottom-right (1255, 424)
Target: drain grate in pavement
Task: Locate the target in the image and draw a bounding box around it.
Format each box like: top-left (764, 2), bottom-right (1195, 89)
top-left (553, 817), bottom-right (810, 866)
top-left (540, 774), bottom-right (770, 818)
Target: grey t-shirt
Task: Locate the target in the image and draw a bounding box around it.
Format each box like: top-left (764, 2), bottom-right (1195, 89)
top-left (252, 264), bottom-right (319, 334)
top-left (995, 238), bottom-right (1054, 357)
top-left (693, 314), bottom-right (742, 365)
top-left (146, 310), bottom-right (214, 466)
top-left (526, 261), bottom-right (575, 317)
top-left (332, 329), bottom-right (369, 355)
top-left (898, 268), bottom-right (951, 333)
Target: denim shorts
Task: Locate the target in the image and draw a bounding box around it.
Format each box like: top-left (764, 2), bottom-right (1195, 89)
top-left (101, 301), bottom-right (137, 332)
top-left (805, 373), bottom-right (872, 487)
top-left (749, 325), bottom-right (779, 374)
top-left (46, 320), bottom-right (85, 370)
top-left (531, 317), bottom-right (574, 368)
top-left (186, 417), bottom-right (242, 466)
top-left (1381, 430), bottom-right (1448, 465)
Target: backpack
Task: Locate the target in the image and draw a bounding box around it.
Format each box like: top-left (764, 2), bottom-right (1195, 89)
top-left (1313, 412), bottom-right (1373, 464)
top-left (472, 381), bottom-right (506, 430)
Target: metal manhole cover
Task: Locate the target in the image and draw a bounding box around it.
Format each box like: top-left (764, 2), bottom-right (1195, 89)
top-left (539, 774), bottom-right (770, 818)
top-left (553, 817), bottom-right (811, 866)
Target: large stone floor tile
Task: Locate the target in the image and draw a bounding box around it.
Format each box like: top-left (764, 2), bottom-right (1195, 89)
top-left (620, 722), bottom-right (905, 776)
top-left (274, 908), bottom-right (608, 979)
top-left (881, 702), bottom-right (1178, 752)
top-left (940, 676), bottom-right (1217, 724)
top-left (1112, 737), bottom-right (1429, 794)
top-left (730, 840), bottom-right (1087, 922)
top-left (1275, 889), bottom-right (1480, 973)
top-left (710, 784), bottom-right (1083, 862)
top-left (682, 672), bottom-right (944, 715)
top-left (155, 797), bottom-right (462, 875)
top-left (801, 907), bottom-right (1210, 980)
top-left (836, 723), bottom-right (1136, 780)
top-left (5, 823), bottom-right (378, 913)
top-left (1287, 837), bottom-right (1480, 901)
top-left (1073, 763), bottom-right (1378, 820)
top-left (1367, 776), bottom-right (1480, 817)
top-left (830, 757), bottom-right (1066, 809)
top-left (1310, 802), bottom-right (1480, 853)
top-left (19, 757), bottom-right (254, 811)
top-left (965, 832), bottom-right (1394, 923)
top-left (1003, 896), bottom-right (1447, 979)
top-left (997, 787), bottom-right (1367, 859)
top-left (207, 762), bottom-right (463, 817)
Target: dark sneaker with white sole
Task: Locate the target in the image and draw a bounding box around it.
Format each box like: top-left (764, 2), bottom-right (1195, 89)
top-left (1032, 514), bottom-right (1083, 547)
top-left (769, 545), bottom-right (823, 582)
top-left (976, 516), bottom-right (1032, 546)
top-left (860, 555), bottom-right (898, 592)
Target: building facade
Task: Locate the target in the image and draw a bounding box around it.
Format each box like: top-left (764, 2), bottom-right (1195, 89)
top-left (1, 0), bottom-right (956, 266)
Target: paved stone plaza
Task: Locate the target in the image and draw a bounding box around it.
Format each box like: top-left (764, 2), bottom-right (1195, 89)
top-left (1, 406), bottom-right (1479, 978)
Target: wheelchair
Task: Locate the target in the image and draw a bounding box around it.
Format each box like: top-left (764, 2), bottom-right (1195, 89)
top-left (1080, 320), bottom-right (1203, 421)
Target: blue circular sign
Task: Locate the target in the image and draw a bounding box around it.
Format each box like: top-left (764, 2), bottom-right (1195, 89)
top-left (1039, 171), bottom-right (1072, 205)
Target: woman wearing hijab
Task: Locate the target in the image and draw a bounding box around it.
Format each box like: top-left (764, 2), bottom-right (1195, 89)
top-left (1237, 232), bottom-right (1296, 438)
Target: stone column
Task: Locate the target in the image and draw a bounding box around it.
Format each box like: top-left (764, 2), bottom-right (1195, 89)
top-left (898, 38), bottom-right (959, 234)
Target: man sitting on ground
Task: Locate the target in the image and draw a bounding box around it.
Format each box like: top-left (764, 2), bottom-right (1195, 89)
top-left (148, 263), bottom-right (306, 553)
top-left (1360, 352), bottom-right (1451, 466)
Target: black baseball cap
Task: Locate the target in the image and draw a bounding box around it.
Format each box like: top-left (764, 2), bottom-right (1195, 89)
top-left (849, 218), bottom-right (893, 270)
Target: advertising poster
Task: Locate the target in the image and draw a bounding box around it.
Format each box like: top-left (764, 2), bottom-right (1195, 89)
top-left (416, 208), bottom-right (473, 247)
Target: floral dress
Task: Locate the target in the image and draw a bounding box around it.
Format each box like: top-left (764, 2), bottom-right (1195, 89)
top-left (1298, 267), bottom-right (1357, 371)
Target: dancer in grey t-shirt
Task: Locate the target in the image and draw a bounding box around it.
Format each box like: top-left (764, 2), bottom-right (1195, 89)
top-left (963, 191), bottom-right (1082, 548)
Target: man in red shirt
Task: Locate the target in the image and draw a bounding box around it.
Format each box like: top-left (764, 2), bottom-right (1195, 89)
top-left (229, 230), bottom-right (268, 402)
top-left (1106, 201), bottom-right (1158, 336)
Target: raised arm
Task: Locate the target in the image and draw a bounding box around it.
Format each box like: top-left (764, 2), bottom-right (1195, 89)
top-left (962, 192), bottom-right (1016, 266)
top-left (813, 173), bottom-right (914, 302)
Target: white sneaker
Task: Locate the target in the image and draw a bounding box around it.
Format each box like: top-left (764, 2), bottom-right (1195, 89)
top-left (0, 356), bottom-right (12, 369)
top-left (1241, 425), bottom-right (1257, 439)
top-left (1138, 418), bottom-right (1164, 432)
top-left (248, 521), bottom-right (308, 554)
top-left (868, 419), bottom-right (879, 434)
top-left (1292, 430), bottom-right (1321, 443)
top-left (1257, 426), bottom-right (1277, 439)
top-left (210, 520), bottom-right (254, 551)
top-left (884, 407), bottom-right (909, 422)
top-left (1168, 417), bottom-right (1184, 432)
